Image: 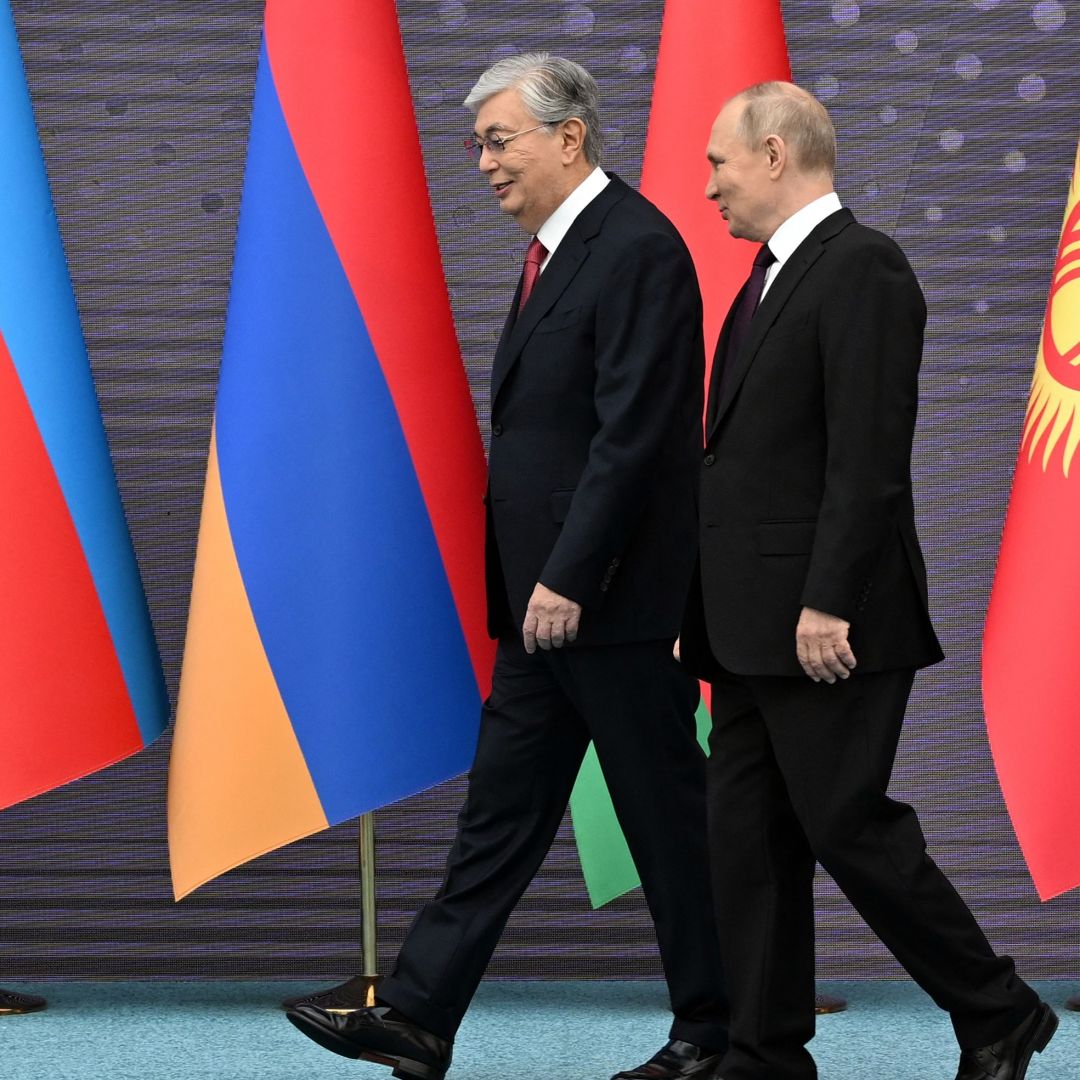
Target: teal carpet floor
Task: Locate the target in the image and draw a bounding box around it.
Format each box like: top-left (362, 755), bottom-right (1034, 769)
top-left (0, 981), bottom-right (1076, 1079)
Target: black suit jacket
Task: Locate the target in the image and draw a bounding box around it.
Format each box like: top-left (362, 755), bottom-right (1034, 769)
top-left (485, 174), bottom-right (704, 646)
top-left (682, 208), bottom-right (944, 677)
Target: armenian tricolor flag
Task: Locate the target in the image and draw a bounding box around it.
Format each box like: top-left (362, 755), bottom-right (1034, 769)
top-left (983, 139), bottom-right (1080, 901)
top-left (167, 0), bottom-right (492, 899)
top-left (0, 0), bottom-right (167, 811)
top-left (569, 0), bottom-right (791, 906)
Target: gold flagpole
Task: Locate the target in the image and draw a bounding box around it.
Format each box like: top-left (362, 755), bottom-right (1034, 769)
top-left (282, 812), bottom-right (380, 1011)
top-left (356, 811), bottom-right (380, 1006)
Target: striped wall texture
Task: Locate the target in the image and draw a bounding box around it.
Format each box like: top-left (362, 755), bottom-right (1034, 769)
top-left (0, 0), bottom-right (1077, 980)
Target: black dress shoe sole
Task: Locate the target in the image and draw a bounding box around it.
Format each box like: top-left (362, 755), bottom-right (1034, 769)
top-left (1016, 1003), bottom-right (1058, 1079)
top-left (286, 1010), bottom-right (446, 1080)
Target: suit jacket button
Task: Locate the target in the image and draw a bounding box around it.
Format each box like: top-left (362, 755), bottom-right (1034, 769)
top-left (599, 582), bottom-right (609, 593)
top-left (491, 423), bottom-right (503, 436)
top-left (611, 557), bottom-right (620, 567)
top-left (703, 453), bottom-right (715, 466)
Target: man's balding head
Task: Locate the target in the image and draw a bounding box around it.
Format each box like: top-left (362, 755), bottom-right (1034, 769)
top-left (735, 81), bottom-right (836, 180)
top-left (705, 82), bottom-right (837, 243)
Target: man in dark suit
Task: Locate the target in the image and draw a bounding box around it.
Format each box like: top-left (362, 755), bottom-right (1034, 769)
top-left (287, 53), bottom-right (728, 1080)
top-left (680, 81), bottom-right (1056, 1080)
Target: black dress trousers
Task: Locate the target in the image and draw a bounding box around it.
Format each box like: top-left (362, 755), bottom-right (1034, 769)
top-left (377, 634), bottom-right (729, 1048)
top-left (707, 667), bottom-right (1037, 1080)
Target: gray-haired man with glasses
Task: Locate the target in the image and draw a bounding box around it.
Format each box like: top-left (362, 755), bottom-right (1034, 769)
top-left (287, 53), bottom-right (729, 1080)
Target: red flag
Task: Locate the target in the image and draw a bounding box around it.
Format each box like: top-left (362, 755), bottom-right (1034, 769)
top-left (641, 0), bottom-right (790, 363)
top-left (983, 141), bottom-right (1080, 901)
top-left (642, 0), bottom-right (790, 722)
top-left (569, 0), bottom-right (791, 905)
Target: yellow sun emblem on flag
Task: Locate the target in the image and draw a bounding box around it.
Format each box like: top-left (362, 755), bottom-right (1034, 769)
top-left (1022, 151), bottom-right (1080, 477)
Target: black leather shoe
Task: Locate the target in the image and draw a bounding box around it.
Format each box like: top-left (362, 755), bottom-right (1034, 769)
top-left (281, 974), bottom-right (374, 1012)
top-left (287, 1003), bottom-right (452, 1080)
top-left (611, 1039), bottom-right (725, 1079)
top-left (955, 1002), bottom-right (1058, 1080)
top-left (0, 988), bottom-right (46, 1015)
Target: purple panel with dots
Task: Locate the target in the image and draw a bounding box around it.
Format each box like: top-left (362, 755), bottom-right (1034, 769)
top-left (0, 0), bottom-right (1075, 980)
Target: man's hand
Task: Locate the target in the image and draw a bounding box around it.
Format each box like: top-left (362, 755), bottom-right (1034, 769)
top-left (796, 606), bottom-right (857, 683)
top-left (523, 583), bottom-right (582, 654)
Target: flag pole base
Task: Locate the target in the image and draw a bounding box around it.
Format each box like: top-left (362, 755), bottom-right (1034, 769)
top-left (815, 992), bottom-right (847, 1014)
top-left (1067, 995), bottom-right (1080, 1012)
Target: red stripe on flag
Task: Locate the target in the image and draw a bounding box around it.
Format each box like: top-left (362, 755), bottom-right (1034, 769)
top-left (642, 0), bottom-right (790, 726)
top-left (642, 0), bottom-right (790, 369)
top-left (263, 1), bottom-right (493, 696)
top-left (0, 332), bottom-right (140, 808)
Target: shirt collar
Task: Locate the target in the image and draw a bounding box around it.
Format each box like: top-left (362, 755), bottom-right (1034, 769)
top-left (535, 166), bottom-right (610, 266)
top-left (766, 191), bottom-right (843, 266)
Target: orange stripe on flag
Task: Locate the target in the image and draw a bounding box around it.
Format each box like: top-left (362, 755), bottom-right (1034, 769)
top-left (168, 429), bottom-right (328, 899)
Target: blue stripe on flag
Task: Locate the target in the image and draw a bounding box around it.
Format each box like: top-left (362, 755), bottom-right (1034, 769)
top-left (216, 43), bottom-right (479, 821)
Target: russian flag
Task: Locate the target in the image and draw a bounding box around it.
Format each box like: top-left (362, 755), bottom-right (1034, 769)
top-left (0, 0), bottom-right (168, 810)
top-left (167, 0), bottom-right (493, 899)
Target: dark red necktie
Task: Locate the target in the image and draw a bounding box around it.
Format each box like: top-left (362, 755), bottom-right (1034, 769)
top-left (726, 243), bottom-right (776, 364)
top-left (715, 243), bottom-right (776, 395)
top-left (518, 236), bottom-right (548, 314)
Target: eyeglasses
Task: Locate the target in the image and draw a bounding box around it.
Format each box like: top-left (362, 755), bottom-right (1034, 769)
top-left (464, 124), bottom-right (549, 160)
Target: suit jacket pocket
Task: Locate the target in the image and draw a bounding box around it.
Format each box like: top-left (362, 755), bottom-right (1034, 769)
top-left (755, 518), bottom-right (817, 555)
top-left (550, 488), bottom-right (576, 524)
top-left (534, 306), bottom-right (581, 335)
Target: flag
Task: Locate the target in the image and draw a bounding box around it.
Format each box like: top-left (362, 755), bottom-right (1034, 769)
top-left (167, 0), bottom-right (493, 899)
top-left (569, 0), bottom-right (791, 907)
top-left (0, 0), bottom-right (167, 810)
top-left (982, 141), bottom-right (1080, 901)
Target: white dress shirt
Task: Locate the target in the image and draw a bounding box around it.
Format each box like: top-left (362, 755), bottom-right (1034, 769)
top-left (535, 166), bottom-right (610, 271)
top-left (760, 191), bottom-right (843, 299)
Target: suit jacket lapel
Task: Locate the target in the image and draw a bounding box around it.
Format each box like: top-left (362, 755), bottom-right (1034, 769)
top-left (489, 175), bottom-right (628, 407)
top-left (491, 274), bottom-right (524, 376)
top-left (706, 208), bottom-right (854, 442)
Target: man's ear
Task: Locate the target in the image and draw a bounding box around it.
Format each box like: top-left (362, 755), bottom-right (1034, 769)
top-left (764, 133), bottom-right (787, 176)
top-left (561, 117), bottom-right (587, 162)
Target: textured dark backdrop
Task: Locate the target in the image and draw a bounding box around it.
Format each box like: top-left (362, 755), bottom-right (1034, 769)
top-left (0, 0), bottom-right (1077, 981)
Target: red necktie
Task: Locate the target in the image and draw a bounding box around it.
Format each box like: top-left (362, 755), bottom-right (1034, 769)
top-left (518, 236), bottom-right (547, 314)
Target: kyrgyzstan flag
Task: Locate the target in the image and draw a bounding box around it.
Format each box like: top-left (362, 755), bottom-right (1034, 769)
top-left (167, 0), bottom-right (492, 899)
top-left (983, 140), bottom-right (1080, 901)
top-left (569, 0), bottom-right (791, 907)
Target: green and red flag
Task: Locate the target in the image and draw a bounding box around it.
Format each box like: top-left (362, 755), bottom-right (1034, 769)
top-left (983, 140), bottom-right (1080, 901)
top-left (569, 0), bottom-right (791, 906)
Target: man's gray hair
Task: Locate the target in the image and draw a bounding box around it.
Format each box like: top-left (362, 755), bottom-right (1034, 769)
top-left (736, 81), bottom-right (836, 178)
top-left (464, 52), bottom-right (603, 166)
